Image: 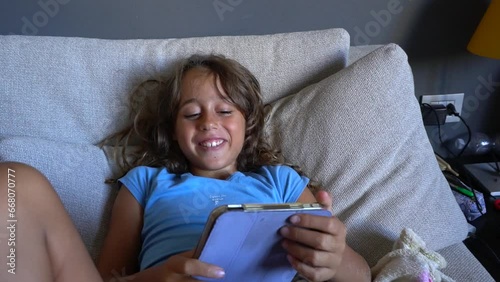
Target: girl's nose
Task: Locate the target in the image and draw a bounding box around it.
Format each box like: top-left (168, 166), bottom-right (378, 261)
top-left (199, 114), bottom-right (218, 131)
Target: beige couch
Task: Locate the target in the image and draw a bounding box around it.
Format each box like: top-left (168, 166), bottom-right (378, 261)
top-left (0, 28), bottom-right (494, 281)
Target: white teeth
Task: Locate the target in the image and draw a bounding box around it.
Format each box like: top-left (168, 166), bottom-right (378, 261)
top-left (201, 140), bottom-right (224, 147)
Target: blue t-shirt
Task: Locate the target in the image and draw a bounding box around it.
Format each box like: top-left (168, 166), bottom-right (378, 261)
top-left (118, 165), bottom-right (309, 270)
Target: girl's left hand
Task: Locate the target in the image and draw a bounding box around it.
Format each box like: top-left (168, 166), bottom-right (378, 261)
top-left (280, 192), bottom-right (346, 282)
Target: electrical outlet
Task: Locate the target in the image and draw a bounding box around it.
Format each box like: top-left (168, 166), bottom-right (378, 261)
top-left (420, 93), bottom-right (464, 123)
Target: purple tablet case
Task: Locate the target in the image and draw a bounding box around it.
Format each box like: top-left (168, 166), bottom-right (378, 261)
top-left (196, 207), bottom-right (331, 281)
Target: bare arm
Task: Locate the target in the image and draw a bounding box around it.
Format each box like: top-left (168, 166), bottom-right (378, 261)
top-left (281, 188), bottom-right (371, 282)
top-left (97, 186), bottom-right (143, 281)
top-left (97, 185), bottom-right (225, 282)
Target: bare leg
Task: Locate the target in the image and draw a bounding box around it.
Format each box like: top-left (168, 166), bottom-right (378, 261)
top-left (0, 162), bottom-right (102, 282)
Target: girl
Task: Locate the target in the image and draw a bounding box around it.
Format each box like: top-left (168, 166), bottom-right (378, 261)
top-left (96, 54), bottom-right (370, 282)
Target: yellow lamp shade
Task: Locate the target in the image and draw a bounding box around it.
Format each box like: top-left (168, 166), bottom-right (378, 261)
top-left (467, 0), bottom-right (500, 59)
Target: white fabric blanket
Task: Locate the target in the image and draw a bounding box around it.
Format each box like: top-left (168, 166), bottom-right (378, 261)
top-left (371, 228), bottom-right (455, 282)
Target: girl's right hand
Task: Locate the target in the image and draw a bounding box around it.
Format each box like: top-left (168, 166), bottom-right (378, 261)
top-left (144, 250), bottom-right (225, 281)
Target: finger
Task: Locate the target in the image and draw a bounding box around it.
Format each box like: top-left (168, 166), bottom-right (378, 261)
top-left (166, 252), bottom-right (225, 279)
top-left (287, 254), bottom-right (335, 282)
top-left (314, 190), bottom-right (333, 213)
top-left (287, 214), bottom-right (345, 237)
top-left (182, 250), bottom-right (225, 278)
top-left (280, 225), bottom-right (340, 252)
top-left (281, 239), bottom-right (334, 268)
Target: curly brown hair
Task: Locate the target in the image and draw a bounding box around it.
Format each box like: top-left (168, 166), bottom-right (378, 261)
top-left (101, 54), bottom-right (309, 183)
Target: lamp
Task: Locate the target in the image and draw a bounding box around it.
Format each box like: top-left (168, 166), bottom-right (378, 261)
top-left (467, 0), bottom-right (500, 59)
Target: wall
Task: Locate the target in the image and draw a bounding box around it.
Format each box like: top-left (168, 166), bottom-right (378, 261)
top-left (1, 0), bottom-right (498, 157)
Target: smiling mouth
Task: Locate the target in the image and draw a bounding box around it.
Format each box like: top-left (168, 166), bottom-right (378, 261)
top-left (199, 139), bottom-right (225, 148)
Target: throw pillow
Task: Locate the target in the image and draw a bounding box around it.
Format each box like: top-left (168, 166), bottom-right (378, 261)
top-left (264, 43), bottom-right (469, 266)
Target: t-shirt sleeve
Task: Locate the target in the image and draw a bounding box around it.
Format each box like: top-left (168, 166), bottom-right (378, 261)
top-left (266, 165), bottom-right (310, 203)
top-left (118, 166), bottom-right (156, 208)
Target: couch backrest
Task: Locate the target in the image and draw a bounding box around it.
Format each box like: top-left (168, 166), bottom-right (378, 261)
top-left (0, 29), bottom-right (349, 145)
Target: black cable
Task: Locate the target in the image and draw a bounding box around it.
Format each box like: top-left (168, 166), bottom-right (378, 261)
top-left (459, 165), bottom-right (486, 216)
top-left (490, 151), bottom-right (500, 174)
top-left (445, 170), bottom-right (484, 215)
top-left (422, 103), bottom-right (456, 158)
top-left (468, 233), bottom-right (500, 265)
top-left (424, 104), bottom-right (485, 216)
top-left (445, 103), bottom-right (471, 158)
top-left (470, 185), bottom-right (485, 216)
top-left (457, 115), bottom-right (471, 158)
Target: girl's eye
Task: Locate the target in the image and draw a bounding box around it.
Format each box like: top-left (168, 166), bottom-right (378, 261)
top-left (184, 113), bottom-right (200, 119)
top-left (219, 110), bottom-right (232, 115)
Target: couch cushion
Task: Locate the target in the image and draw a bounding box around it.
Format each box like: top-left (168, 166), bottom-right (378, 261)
top-left (264, 43), bottom-right (470, 266)
top-left (347, 45), bottom-right (382, 65)
top-left (0, 29), bottom-right (349, 145)
top-left (0, 137), bottom-right (116, 260)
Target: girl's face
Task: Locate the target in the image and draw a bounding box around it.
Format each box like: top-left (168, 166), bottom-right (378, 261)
top-left (174, 68), bottom-right (246, 179)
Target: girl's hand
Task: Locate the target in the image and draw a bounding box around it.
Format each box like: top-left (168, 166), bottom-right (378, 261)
top-left (140, 250), bottom-right (225, 281)
top-left (280, 191), bottom-right (346, 282)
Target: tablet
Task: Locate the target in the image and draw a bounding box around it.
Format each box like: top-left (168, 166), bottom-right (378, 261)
top-left (193, 203), bottom-right (332, 281)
